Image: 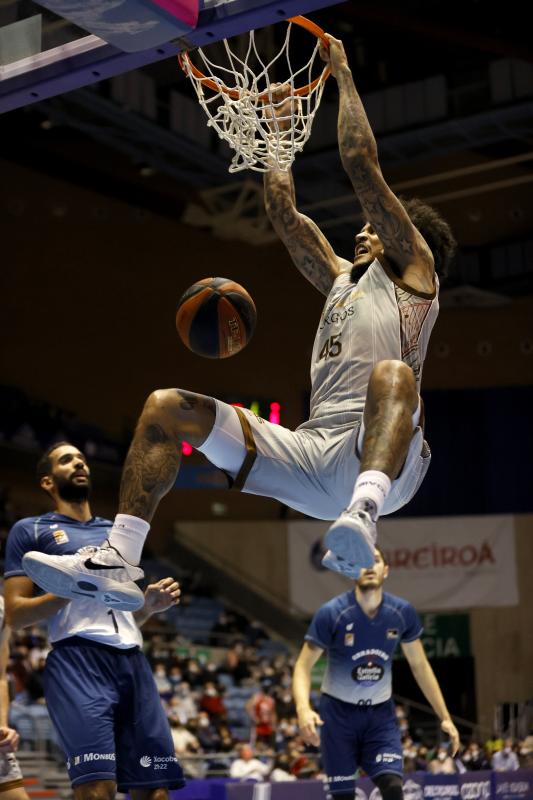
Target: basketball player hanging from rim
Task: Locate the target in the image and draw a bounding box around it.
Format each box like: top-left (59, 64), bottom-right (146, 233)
top-left (22, 34), bottom-right (457, 608)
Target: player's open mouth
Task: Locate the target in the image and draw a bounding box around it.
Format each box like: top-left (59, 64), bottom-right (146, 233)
top-left (355, 244), bottom-right (369, 256)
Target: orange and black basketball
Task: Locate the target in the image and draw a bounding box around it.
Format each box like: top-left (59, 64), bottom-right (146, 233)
top-left (176, 277), bottom-right (257, 359)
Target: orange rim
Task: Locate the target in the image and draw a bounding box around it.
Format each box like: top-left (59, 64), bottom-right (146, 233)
top-left (177, 15), bottom-right (331, 101)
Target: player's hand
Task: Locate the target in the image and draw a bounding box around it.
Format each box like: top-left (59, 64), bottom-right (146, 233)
top-left (441, 718), bottom-right (460, 757)
top-left (319, 34), bottom-right (349, 78)
top-left (143, 577), bottom-right (181, 614)
top-left (0, 726), bottom-right (20, 753)
top-left (297, 708), bottom-right (324, 747)
top-left (264, 82), bottom-right (298, 132)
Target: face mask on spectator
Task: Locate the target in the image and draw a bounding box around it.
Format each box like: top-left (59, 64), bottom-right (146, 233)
top-left (438, 751), bottom-right (447, 761)
top-left (504, 747), bottom-right (512, 755)
top-left (205, 687), bottom-right (217, 697)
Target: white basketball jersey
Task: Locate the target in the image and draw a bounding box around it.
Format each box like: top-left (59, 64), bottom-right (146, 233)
top-left (302, 259), bottom-right (439, 429)
top-left (47, 598), bottom-right (143, 648)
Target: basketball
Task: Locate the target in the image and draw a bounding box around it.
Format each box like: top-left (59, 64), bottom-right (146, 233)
top-left (176, 277), bottom-right (257, 359)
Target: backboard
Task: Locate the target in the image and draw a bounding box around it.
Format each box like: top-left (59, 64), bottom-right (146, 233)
top-left (0, 0), bottom-right (341, 114)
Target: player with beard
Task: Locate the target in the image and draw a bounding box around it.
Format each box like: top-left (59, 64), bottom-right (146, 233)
top-left (3, 442), bottom-right (185, 800)
top-left (20, 34), bottom-right (457, 606)
top-left (292, 548), bottom-right (459, 800)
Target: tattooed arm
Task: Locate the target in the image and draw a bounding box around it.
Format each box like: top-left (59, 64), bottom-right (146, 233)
top-left (264, 167), bottom-right (343, 296)
top-left (263, 84), bottom-right (344, 296)
top-left (323, 36), bottom-right (435, 294)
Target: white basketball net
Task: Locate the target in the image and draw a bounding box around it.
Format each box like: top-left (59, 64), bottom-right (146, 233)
top-left (180, 22), bottom-right (328, 173)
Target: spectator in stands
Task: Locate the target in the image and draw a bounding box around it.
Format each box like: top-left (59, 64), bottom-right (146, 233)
top-left (192, 712), bottom-right (221, 752)
top-left (153, 662), bottom-right (173, 696)
top-left (216, 723), bottom-right (235, 753)
top-left (274, 685), bottom-right (296, 719)
top-left (185, 658), bottom-right (205, 688)
top-left (167, 683), bottom-right (198, 725)
top-left (270, 753), bottom-right (296, 782)
top-left (229, 744), bottom-right (270, 781)
top-left (199, 681), bottom-right (227, 723)
top-left (246, 683), bottom-right (277, 747)
top-left (415, 745), bottom-right (430, 772)
top-left (462, 742), bottom-right (490, 771)
top-left (429, 745), bottom-right (456, 774)
top-left (485, 732), bottom-right (504, 754)
top-left (220, 643), bottom-right (252, 685)
top-left (492, 738), bottom-right (520, 771)
top-left (167, 665), bottom-right (183, 690)
top-left (169, 719), bottom-right (204, 779)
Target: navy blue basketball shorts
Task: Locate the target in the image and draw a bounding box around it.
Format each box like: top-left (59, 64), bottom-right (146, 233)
top-left (319, 694), bottom-right (403, 795)
top-left (43, 637), bottom-right (185, 791)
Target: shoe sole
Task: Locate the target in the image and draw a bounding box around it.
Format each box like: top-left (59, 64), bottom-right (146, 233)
top-left (22, 555), bottom-right (144, 611)
top-left (322, 551), bottom-right (361, 579)
top-left (324, 523), bottom-right (375, 569)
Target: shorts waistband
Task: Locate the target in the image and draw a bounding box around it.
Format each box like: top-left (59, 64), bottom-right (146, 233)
top-left (51, 635), bottom-right (140, 654)
top-left (323, 693), bottom-right (393, 710)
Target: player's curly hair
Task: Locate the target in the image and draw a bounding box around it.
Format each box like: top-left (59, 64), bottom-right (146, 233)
top-left (400, 197), bottom-right (457, 279)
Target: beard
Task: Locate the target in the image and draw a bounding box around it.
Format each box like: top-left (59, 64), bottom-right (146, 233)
top-left (55, 475), bottom-right (91, 502)
top-left (350, 260), bottom-right (373, 283)
top-left (357, 578), bottom-right (382, 592)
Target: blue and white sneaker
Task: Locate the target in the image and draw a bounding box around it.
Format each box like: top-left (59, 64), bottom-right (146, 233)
top-left (22, 542), bottom-right (145, 611)
top-left (324, 509), bottom-right (376, 572)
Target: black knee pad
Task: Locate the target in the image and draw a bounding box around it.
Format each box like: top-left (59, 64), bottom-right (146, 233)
top-left (331, 793), bottom-right (354, 800)
top-left (373, 772), bottom-right (404, 800)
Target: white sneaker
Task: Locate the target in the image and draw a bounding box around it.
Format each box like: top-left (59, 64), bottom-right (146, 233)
top-left (324, 509), bottom-right (376, 571)
top-left (321, 549), bottom-right (364, 579)
top-left (22, 542), bottom-right (145, 611)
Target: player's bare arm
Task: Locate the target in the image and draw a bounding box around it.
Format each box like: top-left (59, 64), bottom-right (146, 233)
top-left (4, 576), bottom-right (70, 630)
top-left (401, 638), bottom-right (460, 755)
top-left (322, 35), bottom-right (435, 295)
top-left (263, 85), bottom-right (344, 296)
top-left (293, 641), bottom-right (325, 746)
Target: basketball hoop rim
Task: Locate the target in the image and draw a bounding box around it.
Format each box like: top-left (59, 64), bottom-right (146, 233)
top-left (177, 15), bottom-right (331, 100)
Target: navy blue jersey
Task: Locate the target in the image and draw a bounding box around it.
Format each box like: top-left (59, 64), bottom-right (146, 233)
top-left (4, 513), bottom-right (141, 647)
top-left (306, 590), bottom-right (422, 705)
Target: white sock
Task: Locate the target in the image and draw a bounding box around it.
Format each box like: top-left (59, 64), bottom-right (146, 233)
top-left (349, 470), bottom-right (391, 521)
top-left (108, 514), bottom-right (150, 566)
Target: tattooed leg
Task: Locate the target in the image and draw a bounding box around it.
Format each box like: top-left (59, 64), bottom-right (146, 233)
top-left (360, 360), bottom-right (419, 480)
top-left (118, 389), bottom-right (216, 522)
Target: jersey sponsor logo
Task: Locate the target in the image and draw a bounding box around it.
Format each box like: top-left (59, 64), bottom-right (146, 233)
top-left (352, 661), bottom-right (384, 684)
top-left (52, 529), bottom-right (69, 544)
top-left (140, 756), bottom-right (152, 767)
top-left (319, 305), bottom-right (355, 330)
top-left (344, 633), bottom-right (354, 647)
top-left (351, 648), bottom-right (389, 661)
top-left (386, 628), bottom-right (399, 639)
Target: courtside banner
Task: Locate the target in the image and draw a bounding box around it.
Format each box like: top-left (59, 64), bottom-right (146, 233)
top-left (288, 515), bottom-right (519, 612)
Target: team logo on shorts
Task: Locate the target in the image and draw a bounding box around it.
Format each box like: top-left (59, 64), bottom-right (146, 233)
top-left (140, 756), bottom-right (152, 768)
top-left (52, 529), bottom-right (69, 544)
